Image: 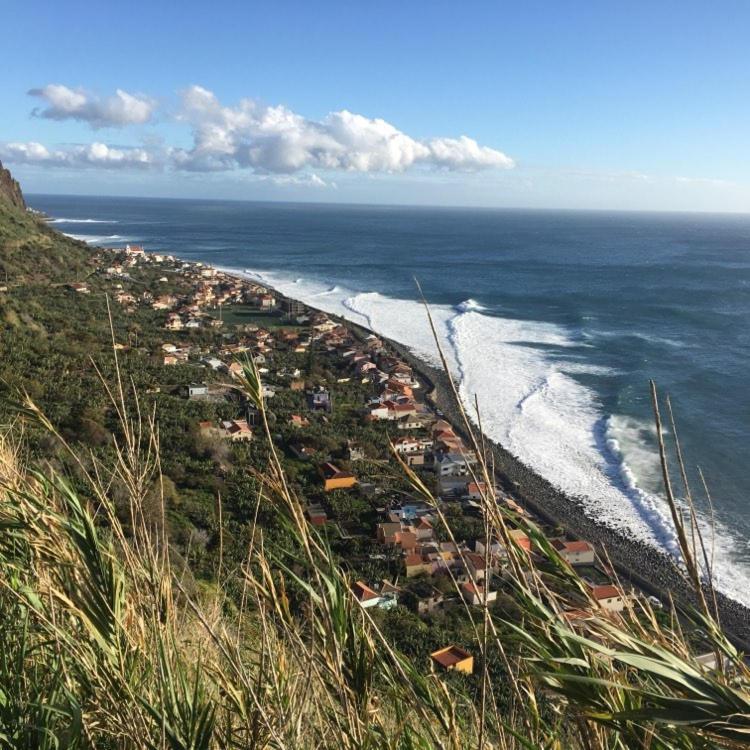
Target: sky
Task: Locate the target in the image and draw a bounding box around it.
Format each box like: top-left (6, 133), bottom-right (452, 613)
top-left (2, 0), bottom-right (749, 211)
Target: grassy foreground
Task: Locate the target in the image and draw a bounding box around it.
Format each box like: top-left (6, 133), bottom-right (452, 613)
top-left (2, 351), bottom-right (750, 750)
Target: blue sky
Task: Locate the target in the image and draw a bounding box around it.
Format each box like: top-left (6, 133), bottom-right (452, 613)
top-left (2, 0), bottom-right (749, 211)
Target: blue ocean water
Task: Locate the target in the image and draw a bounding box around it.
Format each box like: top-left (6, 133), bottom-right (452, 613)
top-left (30, 194), bottom-right (750, 603)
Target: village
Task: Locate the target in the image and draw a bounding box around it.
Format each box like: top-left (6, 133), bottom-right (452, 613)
top-left (73, 242), bottom-right (676, 676)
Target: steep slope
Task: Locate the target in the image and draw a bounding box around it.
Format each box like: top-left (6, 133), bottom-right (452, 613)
top-left (0, 163), bottom-right (93, 284)
top-left (0, 159), bottom-right (26, 210)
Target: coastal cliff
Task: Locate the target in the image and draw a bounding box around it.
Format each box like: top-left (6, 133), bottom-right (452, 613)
top-left (0, 159), bottom-right (26, 210)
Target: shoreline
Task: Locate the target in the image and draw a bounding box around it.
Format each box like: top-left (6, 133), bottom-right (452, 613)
top-left (221, 268), bottom-right (750, 646)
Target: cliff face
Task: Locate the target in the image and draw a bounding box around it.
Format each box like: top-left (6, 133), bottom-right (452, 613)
top-left (0, 160), bottom-right (26, 211)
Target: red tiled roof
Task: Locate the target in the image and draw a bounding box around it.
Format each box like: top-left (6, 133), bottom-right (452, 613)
top-left (352, 581), bottom-right (379, 602)
top-left (591, 585), bottom-right (620, 600)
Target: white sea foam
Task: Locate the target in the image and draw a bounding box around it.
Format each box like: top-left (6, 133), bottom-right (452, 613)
top-left (228, 265), bottom-right (750, 606)
top-left (48, 217), bottom-right (116, 224)
top-left (63, 233), bottom-right (131, 244)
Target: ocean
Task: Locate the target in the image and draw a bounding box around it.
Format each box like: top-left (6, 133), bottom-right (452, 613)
top-left (30, 194), bottom-right (750, 605)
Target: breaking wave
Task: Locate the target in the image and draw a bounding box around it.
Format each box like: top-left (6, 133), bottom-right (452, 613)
top-left (63, 233), bottom-right (133, 244)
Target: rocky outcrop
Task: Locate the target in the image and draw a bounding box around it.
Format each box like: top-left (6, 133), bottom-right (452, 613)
top-left (0, 160), bottom-right (26, 210)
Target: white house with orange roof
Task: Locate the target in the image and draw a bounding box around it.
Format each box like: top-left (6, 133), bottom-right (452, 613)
top-left (551, 539), bottom-right (596, 566)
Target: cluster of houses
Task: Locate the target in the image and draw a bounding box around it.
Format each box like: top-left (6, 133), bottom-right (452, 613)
top-left (86, 244), bottom-right (640, 672)
top-left (97, 245), bottom-right (288, 332)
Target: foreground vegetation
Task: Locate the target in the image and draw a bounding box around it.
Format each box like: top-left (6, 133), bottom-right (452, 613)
top-left (2, 351), bottom-right (750, 749)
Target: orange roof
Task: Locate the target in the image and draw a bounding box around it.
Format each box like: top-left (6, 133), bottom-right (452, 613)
top-left (508, 529), bottom-right (531, 551)
top-left (591, 584), bottom-right (621, 600)
top-left (405, 554), bottom-right (427, 567)
top-left (466, 552), bottom-right (486, 569)
top-left (415, 518), bottom-right (432, 529)
top-left (431, 645), bottom-right (471, 668)
top-left (352, 581), bottom-right (379, 602)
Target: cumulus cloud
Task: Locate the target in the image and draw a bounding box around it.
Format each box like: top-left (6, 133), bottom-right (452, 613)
top-left (7, 84), bottom-right (514, 178)
top-left (28, 84), bottom-right (156, 128)
top-left (0, 141), bottom-right (156, 168)
top-left (172, 86), bottom-right (514, 174)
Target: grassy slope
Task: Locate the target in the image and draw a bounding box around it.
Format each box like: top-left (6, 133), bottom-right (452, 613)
top-left (0, 200), bottom-right (96, 285)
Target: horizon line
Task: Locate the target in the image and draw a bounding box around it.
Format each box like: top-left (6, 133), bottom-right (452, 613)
top-left (24, 190), bottom-right (750, 218)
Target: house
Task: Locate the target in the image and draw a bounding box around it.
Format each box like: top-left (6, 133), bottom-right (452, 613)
top-left (320, 462), bottom-right (356, 492)
top-left (290, 379), bottom-right (305, 391)
top-left (163, 355), bottom-right (178, 366)
top-left (289, 414), bottom-right (310, 428)
top-left (551, 539), bottom-right (596, 566)
top-left (202, 357), bottom-right (224, 371)
top-left (282, 298), bottom-right (306, 317)
top-left (475, 538), bottom-right (503, 556)
top-left (412, 586), bottom-right (445, 615)
top-left (430, 646), bottom-right (473, 675)
top-left (376, 581), bottom-right (400, 609)
top-left (345, 440), bottom-right (366, 461)
top-left (465, 481), bottom-right (490, 501)
top-left (377, 522), bottom-right (403, 545)
top-left (220, 419), bottom-right (253, 442)
top-left (309, 388), bottom-right (332, 412)
top-left (258, 293), bottom-right (276, 310)
top-left (461, 581), bottom-right (497, 607)
top-left (508, 529), bottom-right (532, 553)
top-left (351, 581), bottom-right (382, 609)
top-left (464, 552), bottom-right (489, 581)
top-left (227, 362), bottom-right (244, 379)
top-left (377, 523), bottom-right (418, 551)
top-left (306, 503), bottom-right (328, 526)
top-left (397, 414), bottom-right (431, 431)
top-left (68, 282), bottom-right (90, 294)
top-left (590, 584), bottom-right (627, 613)
top-left (392, 437), bottom-right (422, 455)
top-left (186, 383), bottom-right (209, 399)
top-left (434, 451), bottom-right (476, 477)
top-left (413, 518), bottom-right (434, 542)
top-left (404, 554), bottom-right (433, 578)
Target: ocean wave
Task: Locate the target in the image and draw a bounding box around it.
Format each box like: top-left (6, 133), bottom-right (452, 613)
top-left (456, 298), bottom-right (487, 312)
top-left (48, 217), bottom-right (116, 224)
top-left (312, 285), bottom-right (342, 297)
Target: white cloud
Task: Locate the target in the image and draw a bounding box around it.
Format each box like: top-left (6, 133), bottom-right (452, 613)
top-left (28, 84), bottom-right (155, 128)
top-left (171, 85), bottom-right (514, 174)
top-left (0, 141), bottom-right (156, 168)
top-left (8, 84), bottom-right (514, 178)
